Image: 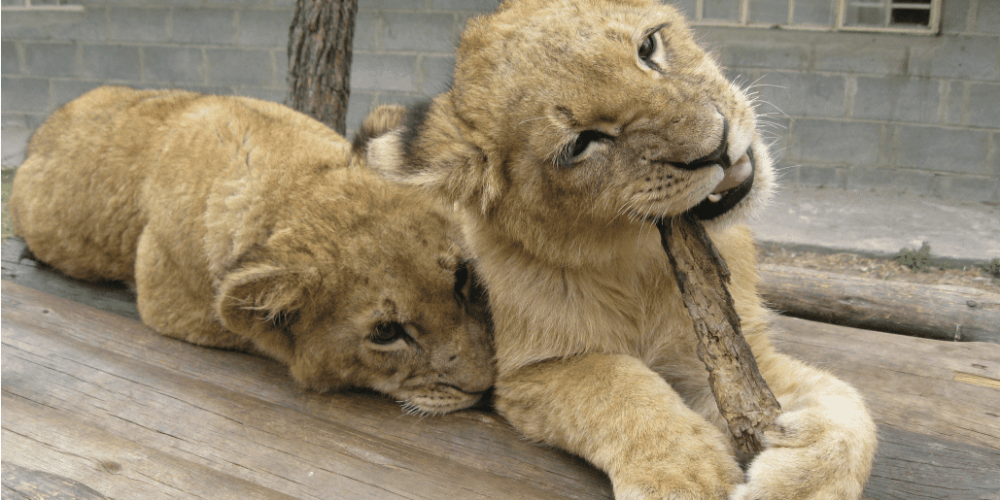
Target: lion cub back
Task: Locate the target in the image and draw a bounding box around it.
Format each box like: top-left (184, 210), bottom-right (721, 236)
top-left (10, 87), bottom-right (494, 414)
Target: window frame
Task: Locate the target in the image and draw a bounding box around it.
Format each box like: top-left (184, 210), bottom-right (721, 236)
top-left (688, 0), bottom-right (942, 35)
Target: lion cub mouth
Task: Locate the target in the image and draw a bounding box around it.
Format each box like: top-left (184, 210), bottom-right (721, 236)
top-left (690, 149), bottom-right (755, 221)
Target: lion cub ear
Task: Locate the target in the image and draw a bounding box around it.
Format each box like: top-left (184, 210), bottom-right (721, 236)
top-left (367, 98), bottom-right (503, 212)
top-left (215, 264), bottom-right (321, 361)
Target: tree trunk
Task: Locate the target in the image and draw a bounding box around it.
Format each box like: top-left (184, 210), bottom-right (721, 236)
top-left (287, 0), bottom-right (358, 135)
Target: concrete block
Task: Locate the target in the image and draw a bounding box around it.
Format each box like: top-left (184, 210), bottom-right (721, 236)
top-left (967, 83), bottom-right (1000, 128)
top-left (945, 80), bottom-right (966, 125)
top-left (39, 6), bottom-right (109, 43)
top-left (274, 49), bottom-right (289, 86)
top-left (353, 10), bottom-right (380, 52)
top-left (814, 42), bottom-right (907, 75)
top-left (108, 7), bottom-right (170, 43)
top-left (429, 0), bottom-right (498, 12)
top-left (1, 112), bottom-right (29, 129)
top-left (22, 41), bottom-right (77, 78)
top-left (417, 55), bottom-right (454, 95)
top-left (361, 0), bottom-right (427, 11)
top-left (796, 164), bottom-right (847, 189)
top-left (788, 119), bottom-right (881, 165)
top-left (975, 2), bottom-right (1000, 34)
top-left (853, 76), bottom-right (941, 124)
top-left (237, 9), bottom-right (292, 47)
top-left (747, 0), bottom-right (787, 25)
top-left (890, 125), bottom-right (991, 175)
top-left (203, 0), bottom-right (272, 7)
top-left (143, 46), bottom-right (205, 84)
top-left (846, 166), bottom-right (934, 195)
top-left (1, 77), bottom-right (51, 113)
top-left (2, 0), bottom-right (26, 6)
top-left (2, 41), bottom-right (20, 75)
top-left (381, 12), bottom-right (458, 54)
top-left (80, 44), bottom-right (141, 81)
top-left (702, 0), bottom-right (740, 21)
top-left (791, 1), bottom-right (834, 25)
top-left (345, 91), bottom-right (375, 137)
top-left (50, 79), bottom-right (104, 107)
top-left (173, 8), bottom-right (237, 45)
top-left (932, 175), bottom-right (1000, 202)
top-left (350, 53), bottom-right (417, 93)
top-left (751, 72), bottom-right (847, 118)
top-left (206, 48), bottom-right (274, 86)
top-left (723, 42), bottom-right (809, 71)
top-left (940, 0), bottom-right (971, 33)
top-left (909, 36), bottom-right (1000, 81)
top-left (2, 124), bottom-right (30, 166)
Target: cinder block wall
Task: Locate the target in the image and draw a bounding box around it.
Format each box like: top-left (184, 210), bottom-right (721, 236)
top-left (2, 0), bottom-right (998, 201)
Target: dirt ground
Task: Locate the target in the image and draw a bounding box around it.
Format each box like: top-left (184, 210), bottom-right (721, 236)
top-left (758, 243), bottom-right (1000, 293)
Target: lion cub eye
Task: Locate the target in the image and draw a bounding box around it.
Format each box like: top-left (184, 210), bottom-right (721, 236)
top-left (369, 322), bottom-right (410, 348)
top-left (639, 33), bottom-right (657, 61)
top-left (559, 130), bottom-right (614, 167)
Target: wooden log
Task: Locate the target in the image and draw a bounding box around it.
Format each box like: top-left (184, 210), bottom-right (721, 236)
top-left (760, 265), bottom-right (1000, 344)
top-left (658, 215), bottom-right (781, 459)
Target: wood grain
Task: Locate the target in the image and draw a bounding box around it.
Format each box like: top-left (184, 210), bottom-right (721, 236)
top-left (2, 463), bottom-right (113, 500)
top-left (4, 256), bottom-right (1000, 499)
top-left (761, 264), bottom-right (1000, 344)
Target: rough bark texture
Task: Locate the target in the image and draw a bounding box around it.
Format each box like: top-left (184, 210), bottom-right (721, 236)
top-left (657, 215), bottom-right (781, 458)
top-left (287, 0), bottom-right (357, 135)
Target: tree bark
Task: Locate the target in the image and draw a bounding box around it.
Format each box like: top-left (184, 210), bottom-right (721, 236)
top-left (657, 215), bottom-right (781, 459)
top-left (287, 0), bottom-right (358, 135)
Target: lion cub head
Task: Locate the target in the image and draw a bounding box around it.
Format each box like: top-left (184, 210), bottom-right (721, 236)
top-left (212, 166), bottom-right (493, 415)
top-left (369, 0), bottom-right (775, 266)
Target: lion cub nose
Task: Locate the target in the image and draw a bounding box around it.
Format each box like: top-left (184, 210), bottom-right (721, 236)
top-left (668, 118), bottom-right (731, 171)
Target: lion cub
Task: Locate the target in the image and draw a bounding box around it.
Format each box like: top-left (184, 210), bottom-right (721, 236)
top-left (369, 0), bottom-right (877, 498)
top-left (10, 86), bottom-right (493, 415)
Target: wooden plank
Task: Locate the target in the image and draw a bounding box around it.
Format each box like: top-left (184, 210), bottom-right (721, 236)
top-left (771, 316), bottom-right (1000, 450)
top-left (2, 398), bottom-right (300, 500)
top-left (2, 463), bottom-right (113, 500)
top-left (2, 281), bottom-right (613, 500)
top-left (1, 237), bottom-right (139, 322)
top-left (5, 280), bottom-right (1000, 499)
top-left (761, 264), bottom-right (1000, 343)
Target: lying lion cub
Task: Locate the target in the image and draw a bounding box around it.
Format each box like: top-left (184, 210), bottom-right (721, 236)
top-left (369, 0), bottom-right (877, 498)
top-left (10, 86), bottom-right (493, 415)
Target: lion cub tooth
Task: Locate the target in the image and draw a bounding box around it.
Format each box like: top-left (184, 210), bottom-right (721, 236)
top-left (707, 193), bottom-right (723, 203)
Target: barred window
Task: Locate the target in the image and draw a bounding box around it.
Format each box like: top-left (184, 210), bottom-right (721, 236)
top-left (686, 0), bottom-right (942, 34)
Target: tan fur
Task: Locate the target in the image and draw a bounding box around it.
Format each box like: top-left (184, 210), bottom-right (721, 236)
top-left (369, 0), bottom-right (877, 498)
top-left (10, 86), bottom-right (494, 415)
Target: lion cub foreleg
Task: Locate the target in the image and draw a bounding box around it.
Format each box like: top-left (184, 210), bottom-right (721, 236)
top-left (730, 349), bottom-right (877, 500)
top-left (496, 353), bottom-right (743, 499)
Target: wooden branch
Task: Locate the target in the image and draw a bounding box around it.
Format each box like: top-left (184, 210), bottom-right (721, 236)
top-left (760, 265), bottom-right (1000, 344)
top-left (658, 215), bottom-right (781, 459)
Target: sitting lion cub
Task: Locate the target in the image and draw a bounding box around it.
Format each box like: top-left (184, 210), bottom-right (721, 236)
top-left (10, 86), bottom-right (493, 415)
top-left (369, 0), bottom-right (877, 498)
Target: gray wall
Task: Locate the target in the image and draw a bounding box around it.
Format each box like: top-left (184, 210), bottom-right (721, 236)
top-left (2, 0), bottom-right (998, 201)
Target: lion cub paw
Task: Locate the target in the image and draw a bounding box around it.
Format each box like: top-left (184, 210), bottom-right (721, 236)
top-left (730, 400), bottom-right (877, 500)
top-left (614, 442), bottom-right (743, 500)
